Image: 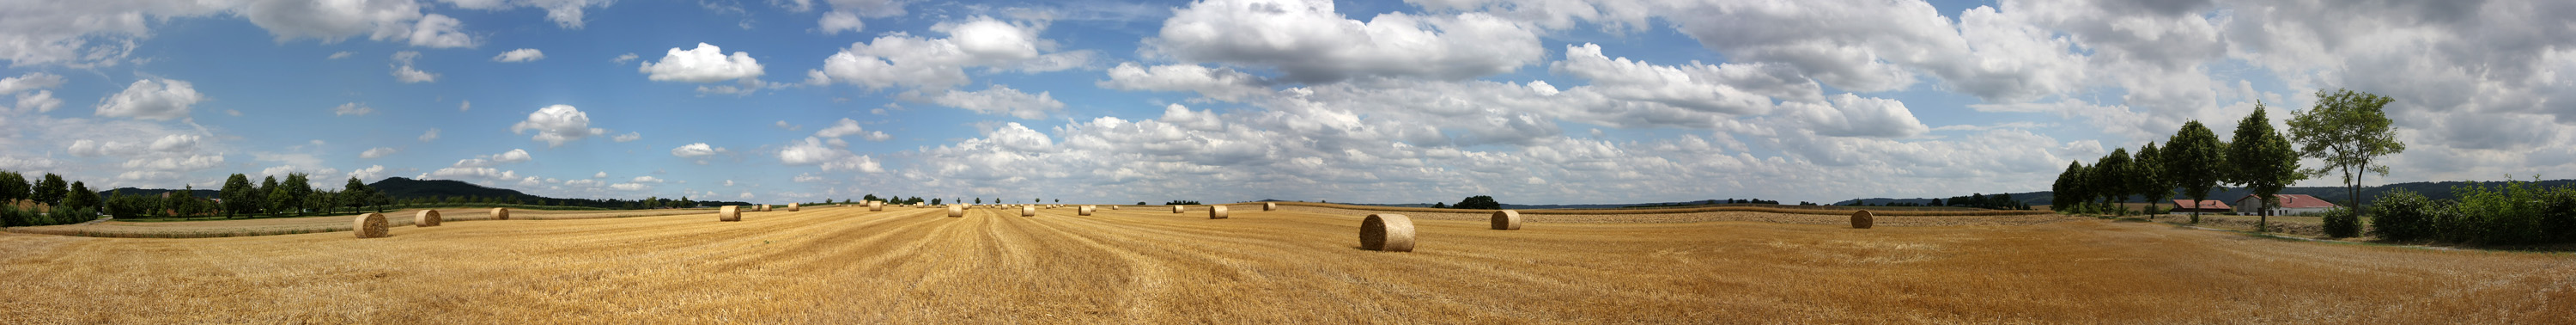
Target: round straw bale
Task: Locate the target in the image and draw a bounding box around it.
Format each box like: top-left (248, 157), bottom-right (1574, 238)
top-left (759, 205), bottom-right (772, 212)
top-left (1172, 205), bottom-right (1184, 213)
top-left (1209, 205), bottom-right (1230, 219)
top-left (719, 205), bottom-right (742, 222)
top-left (416, 210), bottom-right (442, 227)
top-left (1491, 210), bottom-right (1522, 230)
top-left (1079, 205), bottom-right (1096, 216)
top-left (789, 203), bottom-right (801, 212)
top-left (948, 205), bottom-right (965, 218)
top-left (1264, 202), bottom-right (1278, 211)
top-left (490, 207), bottom-right (510, 220)
top-left (1110, 205), bottom-right (1120, 210)
top-left (1360, 214), bottom-right (1415, 252)
top-left (1021, 205), bottom-right (1036, 217)
top-left (1851, 210), bottom-right (1874, 229)
top-left (870, 201), bottom-right (884, 212)
top-left (354, 213), bottom-right (389, 238)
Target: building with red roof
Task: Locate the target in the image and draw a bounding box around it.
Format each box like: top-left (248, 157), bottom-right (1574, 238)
top-left (2233, 194), bottom-right (2339, 216)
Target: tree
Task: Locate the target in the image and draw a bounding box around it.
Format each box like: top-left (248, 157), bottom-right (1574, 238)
top-left (266, 183), bottom-right (294, 217)
top-left (2051, 161), bottom-right (2084, 212)
top-left (343, 177), bottom-right (374, 212)
top-left (33, 173), bottom-right (67, 205)
top-left (1454, 195), bottom-right (1502, 210)
top-left (220, 174), bottom-right (255, 218)
top-left (284, 173), bottom-right (315, 216)
top-left (2226, 101), bottom-right (2307, 231)
top-left (931, 198), bottom-right (943, 205)
top-left (258, 175), bottom-right (279, 215)
top-left (2287, 89), bottom-right (2405, 212)
top-left (64, 181), bottom-right (98, 212)
top-left (1431, 202), bottom-right (1448, 208)
top-left (0, 171), bottom-right (26, 202)
top-left (2133, 142), bottom-right (2170, 216)
top-left (1929, 198), bottom-right (1945, 206)
top-left (974, 198), bottom-right (981, 204)
top-left (2093, 148), bottom-right (2134, 215)
top-left (2163, 120), bottom-right (2228, 224)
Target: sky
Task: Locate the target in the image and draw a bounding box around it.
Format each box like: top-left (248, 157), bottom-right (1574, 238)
top-left (0, 0), bottom-right (2572, 205)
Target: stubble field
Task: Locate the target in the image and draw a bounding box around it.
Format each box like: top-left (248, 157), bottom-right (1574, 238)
top-left (2, 204), bottom-right (2571, 323)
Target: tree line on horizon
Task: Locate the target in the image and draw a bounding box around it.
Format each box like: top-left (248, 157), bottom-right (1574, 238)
top-left (2053, 89), bottom-right (2407, 236)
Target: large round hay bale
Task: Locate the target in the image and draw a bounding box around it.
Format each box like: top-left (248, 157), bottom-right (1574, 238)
top-left (1209, 205), bottom-right (1229, 219)
top-left (489, 207), bottom-right (510, 220)
top-left (1491, 210), bottom-right (1522, 230)
top-left (416, 210), bottom-right (442, 227)
top-left (719, 205), bottom-right (742, 222)
top-left (354, 213), bottom-right (389, 238)
top-left (1079, 205), bottom-right (1096, 216)
top-left (1264, 202), bottom-right (1278, 211)
top-left (1360, 214), bottom-right (1415, 252)
top-left (947, 205), bottom-right (965, 218)
top-left (1172, 205), bottom-right (1184, 213)
top-left (759, 205), bottom-right (772, 212)
top-left (788, 203), bottom-right (801, 212)
top-left (870, 201), bottom-right (884, 212)
top-left (1021, 205), bottom-right (1036, 217)
top-left (1851, 210), bottom-right (1874, 229)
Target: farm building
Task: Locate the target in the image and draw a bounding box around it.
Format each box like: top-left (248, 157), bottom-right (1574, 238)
top-left (2233, 194), bottom-right (2339, 216)
top-left (2169, 199), bottom-right (2231, 214)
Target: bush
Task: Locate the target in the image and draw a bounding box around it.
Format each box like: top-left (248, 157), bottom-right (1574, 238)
top-left (2543, 190), bottom-right (2576, 243)
top-left (2321, 207), bottom-right (2361, 238)
top-left (2448, 180), bottom-right (2553, 245)
top-left (2369, 189), bottom-right (2441, 241)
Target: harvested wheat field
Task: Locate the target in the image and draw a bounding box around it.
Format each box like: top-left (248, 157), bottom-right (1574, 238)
top-left (2, 205), bottom-right (2572, 323)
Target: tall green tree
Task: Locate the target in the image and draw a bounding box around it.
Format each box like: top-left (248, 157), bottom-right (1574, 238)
top-left (2092, 149), bottom-right (2135, 215)
top-left (2287, 89), bottom-right (2405, 211)
top-left (342, 177), bottom-right (374, 212)
top-left (258, 175), bottom-right (279, 215)
top-left (2226, 101), bottom-right (2308, 231)
top-left (33, 173), bottom-right (67, 205)
top-left (0, 171), bottom-right (27, 202)
top-left (283, 173), bottom-right (315, 216)
top-left (2051, 161), bottom-right (2082, 212)
top-left (221, 174), bottom-right (255, 218)
top-left (64, 181), bottom-right (98, 212)
top-left (2133, 142), bottom-right (2170, 216)
top-left (2163, 120), bottom-right (2228, 224)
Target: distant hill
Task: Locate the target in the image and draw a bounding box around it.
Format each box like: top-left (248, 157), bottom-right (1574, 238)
top-left (368, 177), bottom-right (546, 201)
top-left (1843, 179), bottom-right (2576, 206)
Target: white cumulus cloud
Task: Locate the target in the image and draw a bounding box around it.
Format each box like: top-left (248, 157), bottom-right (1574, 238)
top-left (510, 104), bottom-right (606, 146)
top-left (640, 43), bottom-right (765, 83)
top-left (492, 48), bottom-right (545, 62)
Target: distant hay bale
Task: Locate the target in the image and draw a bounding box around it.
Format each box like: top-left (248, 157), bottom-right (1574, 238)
top-left (1172, 205), bottom-right (1184, 213)
top-left (1265, 202), bottom-right (1277, 211)
top-left (354, 213), bottom-right (389, 238)
top-left (1110, 205), bottom-right (1120, 210)
top-left (490, 207), bottom-right (510, 220)
top-left (1021, 205), bottom-right (1036, 217)
top-left (759, 205), bottom-right (772, 212)
top-left (1491, 210), bottom-right (1521, 230)
top-left (1079, 205), bottom-right (1096, 216)
top-left (870, 201), bottom-right (884, 212)
top-left (1851, 210), bottom-right (1874, 229)
top-left (789, 203), bottom-right (800, 212)
top-left (1209, 205), bottom-right (1229, 219)
top-left (416, 210), bottom-right (442, 227)
top-left (948, 205), bottom-right (965, 218)
top-left (719, 205), bottom-right (742, 222)
top-left (1360, 214), bottom-right (1414, 252)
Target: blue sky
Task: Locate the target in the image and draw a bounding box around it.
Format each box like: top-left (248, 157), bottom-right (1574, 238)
top-left (2, 0), bottom-right (2572, 205)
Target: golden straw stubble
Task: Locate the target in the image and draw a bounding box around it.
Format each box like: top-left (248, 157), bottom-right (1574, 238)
top-left (1851, 210), bottom-right (1874, 229)
top-left (719, 205), bottom-right (742, 222)
top-left (1360, 214), bottom-right (1415, 252)
top-left (1209, 205), bottom-right (1229, 219)
top-left (353, 213), bottom-right (388, 238)
top-left (416, 210), bottom-right (441, 227)
top-left (1491, 210), bottom-right (1521, 230)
